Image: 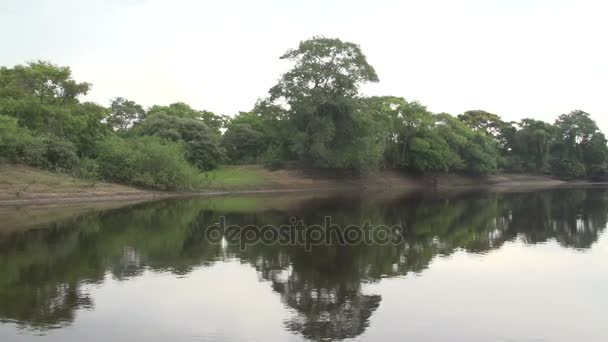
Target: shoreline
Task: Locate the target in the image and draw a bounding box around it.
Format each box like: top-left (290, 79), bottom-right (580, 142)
top-left (2, 163), bottom-right (604, 207)
top-left (0, 177), bottom-right (587, 207)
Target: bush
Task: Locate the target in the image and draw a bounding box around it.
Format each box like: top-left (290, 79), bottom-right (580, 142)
top-left (75, 157), bottom-right (100, 180)
top-left (261, 145), bottom-right (284, 170)
top-left (41, 137), bottom-right (79, 172)
top-left (0, 115), bottom-right (79, 171)
top-left (187, 139), bottom-right (224, 170)
top-left (96, 136), bottom-right (198, 190)
top-left (133, 113), bottom-right (225, 170)
top-left (551, 158), bottom-right (586, 179)
top-left (0, 115), bottom-right (38, 162)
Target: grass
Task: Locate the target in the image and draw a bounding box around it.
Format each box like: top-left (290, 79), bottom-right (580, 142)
top-left (0, 164), bottom-right (274, 200)
top-left (0, 164), bottom-right (147, 201)
top-left (197, 165), bottom-right (270, 190)
top-left (0, 164), bottom-right (88, 187)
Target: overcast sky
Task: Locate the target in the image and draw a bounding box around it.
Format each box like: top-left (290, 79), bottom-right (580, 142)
top-left (1, 0), bottom-right (607, 130)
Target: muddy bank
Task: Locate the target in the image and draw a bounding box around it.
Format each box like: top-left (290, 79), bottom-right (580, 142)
top-left (0, 164), bottom-right (571, 206)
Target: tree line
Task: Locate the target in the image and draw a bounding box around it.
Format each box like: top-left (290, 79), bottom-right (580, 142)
top-left (1, 37), bottom-right (606, 189)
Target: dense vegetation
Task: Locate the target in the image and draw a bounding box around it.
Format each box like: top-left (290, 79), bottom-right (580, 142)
top-left (1, 37), bottom-right (607, 189)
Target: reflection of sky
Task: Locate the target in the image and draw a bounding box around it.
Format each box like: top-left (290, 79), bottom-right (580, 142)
top-left (1, 0), bottom-right (608, 133)
top-left (362, 234), bottom-right (608, 342)
top-left (2, 234), bottom-right (607, 342)
top-left (0, 263), bottom-right (299, 342)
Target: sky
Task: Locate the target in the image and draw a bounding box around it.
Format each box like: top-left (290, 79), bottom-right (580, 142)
top-left (1, 0), bottom-right (607, 131)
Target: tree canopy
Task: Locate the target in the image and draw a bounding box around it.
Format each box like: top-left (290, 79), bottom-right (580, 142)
top-left (1, 37), bottom-right (607, 189)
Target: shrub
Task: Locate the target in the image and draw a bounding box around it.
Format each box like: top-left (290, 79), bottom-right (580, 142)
top-left (75, 157), bottom-right (100, 180)
top-left (261, 145), bottom-right (284, 170)
top-left (0, 115), bottom-right (78, 171)
top-left (41, 137), bottom-right (79, 172)
top-left (96, 136), bottom-right (198, 190)
top-left (133, 113), bottom-right (225, 170)
top-left (551, 158), bottom-right (586, 180)
top-left (187, 139), bottom-right (225, 170)
top-left (0, 115), bottom-right (38, 164)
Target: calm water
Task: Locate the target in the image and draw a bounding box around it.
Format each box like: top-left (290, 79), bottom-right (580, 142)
top-left (1, 187), bottom-right (607, 342)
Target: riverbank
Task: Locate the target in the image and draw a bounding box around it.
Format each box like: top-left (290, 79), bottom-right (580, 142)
top-left (0, 164), bottom-right (570, 206)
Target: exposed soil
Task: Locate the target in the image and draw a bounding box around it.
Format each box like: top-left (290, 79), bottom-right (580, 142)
top-left (0, 164), bottom-right (568, 207)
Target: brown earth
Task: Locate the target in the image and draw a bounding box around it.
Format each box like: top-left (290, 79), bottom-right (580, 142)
top-left (0, 164), bottom-right (567, 207)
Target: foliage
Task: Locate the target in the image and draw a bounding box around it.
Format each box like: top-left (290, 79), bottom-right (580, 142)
top-left (75, 157), bottom-right (100, 180)
top-left (550, 158), bottom-right (586, 179)
top-left (222, 112), bottom-right (270, 163)
top-left (132, 113), bottom-right (225, 170)
top-left (267, 37), bottom-right (383, 171)
top-left (551, 110), bottom-right (607, 178)
top-left (435, 114), bottom-right (498, 174)
top-left (0, 115), bottom-right (78, 171)
top-left (507, 119), bottom-right (555, 172)
top-left (0, 61), bottom-right (109, 155)
top-left (269, 37), bottom-right (378, 101)
top-left (95, 136), bottom-right (198, 190)
top-left (0, 115), bottom-right (41, 163)
top-left (458, 110), bottom-right (514, 152)
top-left (146, 102), bottom-right (225, 132)
top-left (41, 136), bottom-right (80, 172)
top-left (107, 97), bottom-right (145, 131)
top-left (1, 41), bottom-right (608, 187)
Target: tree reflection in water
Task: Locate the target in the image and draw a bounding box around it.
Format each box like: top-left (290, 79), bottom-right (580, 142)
top-left (0, 187), bottom-right (606, 340)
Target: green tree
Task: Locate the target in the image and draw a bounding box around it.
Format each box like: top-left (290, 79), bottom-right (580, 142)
top-left (133, 113), bottom-right (225, 170)
top-left (458, 110), bottom-right (515, 153)
top-left (108, 97), bottom-right (145, 131)
top-left (551, 110), bottom-right (608, 178)
top-left (436, 114), bottom-right (498, 174)
top-left (508, 118), bottom-right (555, 173)
top-left (0, 61), bottom-right (109, 156)
top-left (268, 37), bottom-right (381, 171)
top-left (222, 112), bottom-right (269, 163)
top-left (0, 61), bottom-right (90, 105)
top-left (146, 102), bottom-right (225, 132)
top-left (96, 135), bottom-right (197, 189)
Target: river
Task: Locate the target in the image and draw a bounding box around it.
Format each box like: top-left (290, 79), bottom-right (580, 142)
top-left (1, 187), bottom-right (607, 341)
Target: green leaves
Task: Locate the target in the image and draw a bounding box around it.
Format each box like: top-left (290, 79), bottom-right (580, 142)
top-left (146, 102), bottom-right (225, 131)
top-left (96, 136), bottom-right (198, 190)
top-left (133, 113), bottom-right (225, 170)
top-left (271, 37), bottom-right (378, 102)
top-left (0, 61), bottom-right (109, 156)
top-left (1, 42), bottom-right (607, 185)
top-left (108, 97), bottom-right (145, 132)
top-left (266, 37), bottom-right (383, 171)
top-left (551, 110), bottom-right (608, 179)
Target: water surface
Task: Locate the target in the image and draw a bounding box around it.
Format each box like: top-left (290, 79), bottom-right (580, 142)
top-left (1, 187), bottom-right (607, 341)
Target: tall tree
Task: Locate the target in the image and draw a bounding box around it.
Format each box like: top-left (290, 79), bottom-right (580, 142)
top-left (108, 97), bottom-right (145, 132)
top-left (509, 118), bottom-right (555, 173)
top-left (0, 61), bottom-right (108, 155)
top-left (146, 102), bottom-right (225, 132)
top-left (458, 110), bottom-right (514, 153)
top-left (551, 110), bottom-right (608, 178)
top-left (268, 37), bottom-right (381, 171)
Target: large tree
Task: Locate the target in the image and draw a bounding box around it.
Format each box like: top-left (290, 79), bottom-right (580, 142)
top-left (108, 97), bottom-right (145, 132)
top-left (551, 110), bottom-right (608, 178)
top-left (509, 118), bottom-right (555, 173)
top-left (146, 102), bottom-right (225, 132)
top-left (268, 37), bottom-right (381, 171)
top-left (0, 61), bottom-right (108, 155)
top-left (458, 110), bottom-right (515, 153)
